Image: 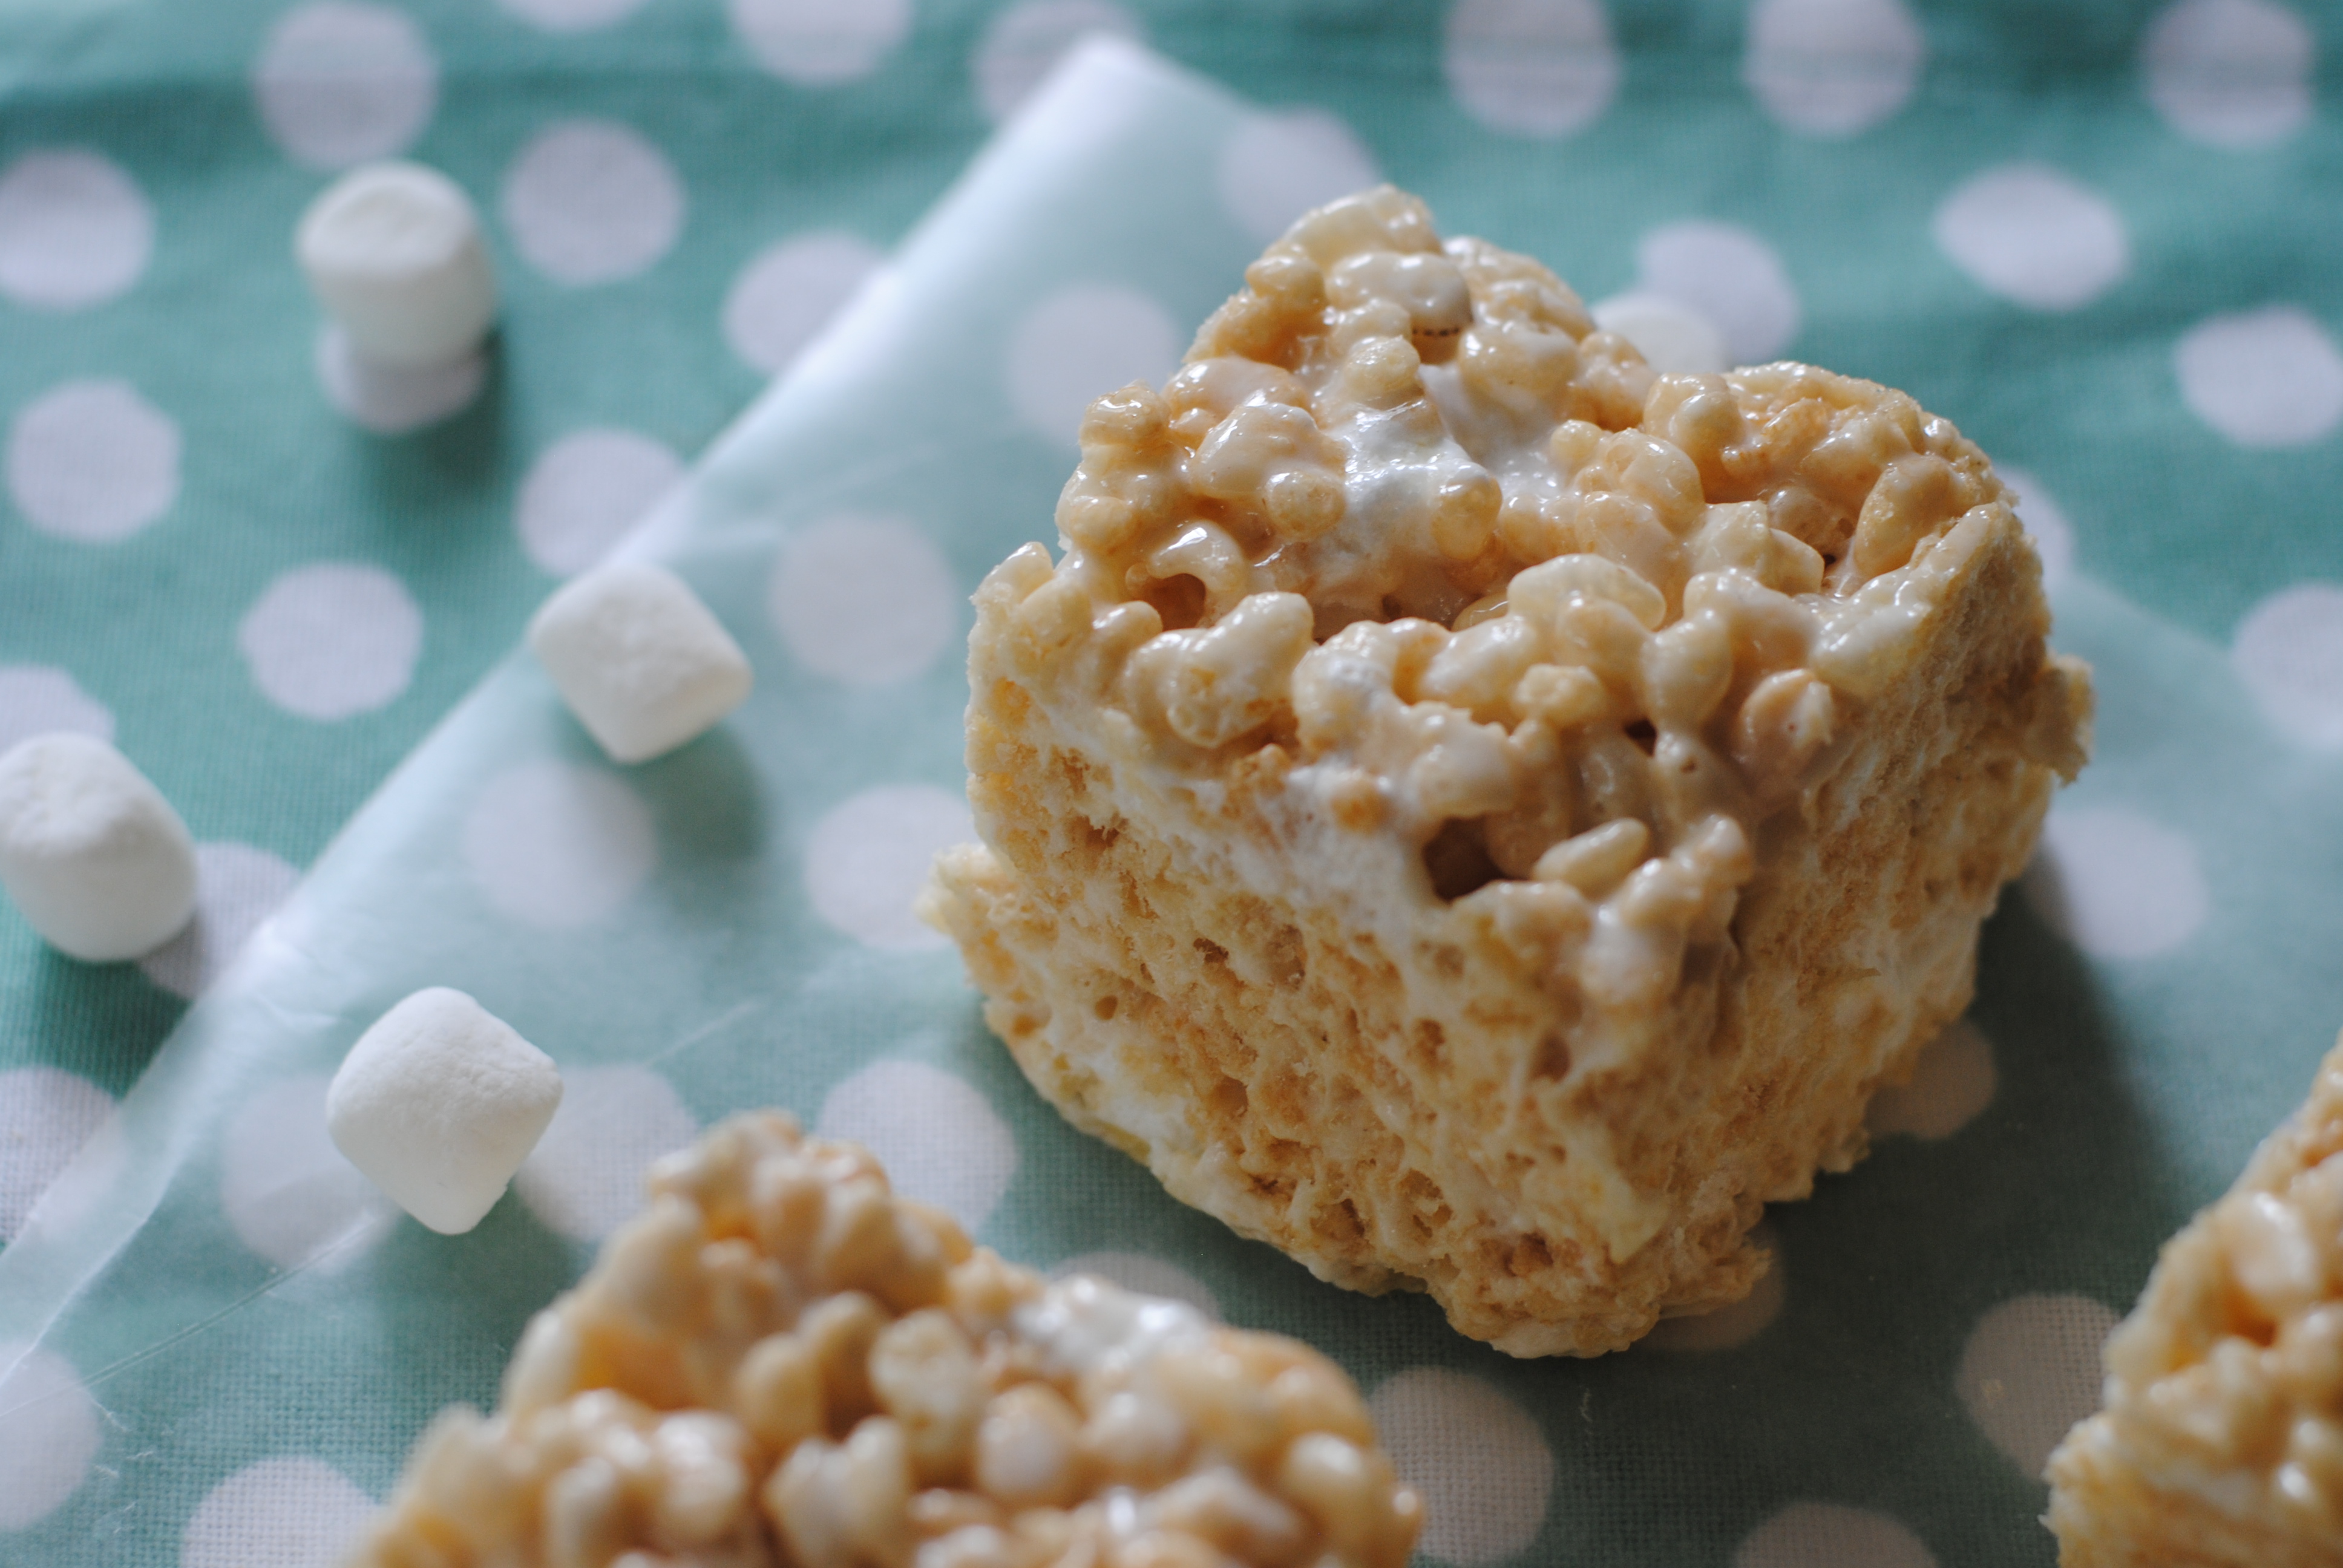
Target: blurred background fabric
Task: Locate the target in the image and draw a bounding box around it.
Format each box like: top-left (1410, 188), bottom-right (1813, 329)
top-left (4, 2), bottom-right (2343, 1564)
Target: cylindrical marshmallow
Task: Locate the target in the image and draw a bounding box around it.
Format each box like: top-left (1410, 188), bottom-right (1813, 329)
top-left (327, 987), bottom-right (564, 1236)
top-left (0, 733), bottom-right (198, 962)
top-left (296, 160), bottom-right (497, 368)
top-left (1590, 292), bottom-right (1731, 374)
top-left (528, 561), bottom-right (755, 765)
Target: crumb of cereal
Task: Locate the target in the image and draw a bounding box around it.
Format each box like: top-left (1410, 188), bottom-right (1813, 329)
top-left (922, 186), bottom-right (2091, 1356)
top-left (2047, 1034), bottom-right (2343, 1566)
top-left (347, 1111), bottom-right (1421, 1568)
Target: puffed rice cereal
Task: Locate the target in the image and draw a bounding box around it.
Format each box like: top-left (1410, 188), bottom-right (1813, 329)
top-left (922, 186), bottom-right (2091, 1356)
top-left (344, 1111), bottom-right (1421, 1568)
top-left (2047, 1033), bottom-right (2343, 1567)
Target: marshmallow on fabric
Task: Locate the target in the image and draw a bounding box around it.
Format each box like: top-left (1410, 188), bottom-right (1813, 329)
top-left (528, 561), bottom-right (754, 764)
top-left (327, 987), bottom-right (563, 1236)
top-left (1590, 292), bottom-right (1730, 374)
top-left (297, 161), bottom-right (497, 368)
top-left (0, 733), bottom-right (197, 962)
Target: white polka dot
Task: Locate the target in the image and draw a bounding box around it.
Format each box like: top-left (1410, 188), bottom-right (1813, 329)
top-left (1932, 164), bottom-right (2129, 313)
top-left (221, 1073), bottom-right (396, 1271)
top-left (137, 843), bottom-right (301, 1001)
top-left (313, 324), bottom-right (485, 434)
top-left (2143, 0), bottom-right (2314, 150)
top-left (252, 1), bottom-right (438, 170)
top-left (804, 783), bottom-right (972, 951)
top-left (1634, 221), bottom-right (1802, 364)
top-left (0, 1342), bottom-right (100, 1529)
top-left (974, 0), bottom-right (1143, 123)
top-left (1743, 0), bottom-right (1925, 137)
top-left (1217, 107), bottom-right (1381, 246)
top-left (1957, 1292), bottom-right (2120, 1479)
top-left (2175, 305), bottom-right (2343, 448)
top-left (464, 760), bottom-right (656, 929)
top-left (730, 0), bottom-right (911, 85)
top-left (769, 515), bottom-right (960, 688)
top-left (0, 1068), bottom-right (113, 1243)
top-left (1643, 1223), bottom-right (1786, 1351)
top-left (1369, 1368), bottom-right (1552, 1566)
top-left (2027, 806), bottom-right (2209, 961)
top-left (7, 1100), bottom-right (124, 1247)
top-left (182, 1456), bottom-right (376, 1568)
top-left (2234, 583), bottom-right (2343, 748)
top-left (514, 1063), bottom-right (698, 1241)
top-left (238, 562), bottom-right (422, 720)
top-left (1591, 292), bottom-right (1730, 373)
top-left (1867, 1019), bottom-right (1997, 1141)
top-left (6, 378), bottom-right (179, 543)
top-left (0, 665), bottom-right (113, 753)
top-left (516, 428), bottom-right (682, 576)
top-left (1008, 284), bottom-right (1180, 446)
top-left (500, 119), bottom-right (684, 286)
top-left (0, 149), bottom-right (152, 312)
top-left (1049, 1252), bottom-right (1222, 1319)
top-left (1998, 466), bottom-right (2074, 590)
top-left (723, 230), bottom-right (883, 376)
top-left (817, 1057), bottom-right (1018, 1233)
top-left (1443, 0), bottom-right (1620, 139)
top-left (1734, 1502), bottom-right (1936, 1568)
top-left (497, 0), bottom-right (650, 33)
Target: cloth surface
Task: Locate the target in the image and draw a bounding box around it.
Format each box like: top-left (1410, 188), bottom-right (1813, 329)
top-left (4, 4), bottom-right (2343, 1566)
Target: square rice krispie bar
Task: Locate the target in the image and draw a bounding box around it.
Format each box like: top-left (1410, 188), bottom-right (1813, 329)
top-left (925, 187), bottom-right (2090, 1356)
top-left (2048, 1036), bottom-right (2343, 1566)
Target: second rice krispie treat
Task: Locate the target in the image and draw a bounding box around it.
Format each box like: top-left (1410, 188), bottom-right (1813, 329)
top-left (346, 1112), bottom-right (1421, 1568)
top-left (2047, 1034), bottom-right (2343, 1567)
top-left (925, 186), bottom-right (2090, 1356)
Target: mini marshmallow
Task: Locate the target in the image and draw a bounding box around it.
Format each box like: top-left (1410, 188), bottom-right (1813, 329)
top-left (1590, 291), bottom-right (1731, 374)
top-left (528, 561), bottom-right (754, 764)
top-left (326, 987), bottom-right (563, 1236)
top-left (0, 733), bottom-right (197, 962)
top-left (297, 161), bottom-right (497, 368)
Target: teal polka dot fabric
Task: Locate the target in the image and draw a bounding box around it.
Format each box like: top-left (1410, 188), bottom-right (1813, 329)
top-left (5, 4), bottom-right (2343, 1564)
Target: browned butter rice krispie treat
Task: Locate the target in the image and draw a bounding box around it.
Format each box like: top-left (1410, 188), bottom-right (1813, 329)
top-left (2047, 1035), bottom-right (2343, 1566)
top-left (923, 186), bottom-right (2091, 1356)
top-left (346, 1112), bottom-right (1421, 1568)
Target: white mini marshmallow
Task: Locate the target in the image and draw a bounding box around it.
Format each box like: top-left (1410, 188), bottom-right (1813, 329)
top-left (297, 161), bottom-right (497, 368)
top-left (528, 561), bottom-right (755, 764)
top-left (0, 733), bottom-right (197, 962)
top-left (1590, 291), bottom-right (1731, 374)
top-left (326, 987), bottom-right (563, 1235)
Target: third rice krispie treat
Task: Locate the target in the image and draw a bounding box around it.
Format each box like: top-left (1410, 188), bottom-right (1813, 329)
top-left (348, 1112), bottom-right (1420, 1568)
top-left (924, 186), bottom-right (2091, 1356)
top-left (2047, 1034), bottom-right (2343, 1567)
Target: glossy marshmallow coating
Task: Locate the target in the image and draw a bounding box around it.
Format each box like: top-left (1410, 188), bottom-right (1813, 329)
top-left (297, 160), bottom-right (498, 368)
top-left (0, 732), bottom-right (197, 962)
top-left (326, 987), bottom-right (563, 1236)
top-left (528, 560), bottom-right (755, 765)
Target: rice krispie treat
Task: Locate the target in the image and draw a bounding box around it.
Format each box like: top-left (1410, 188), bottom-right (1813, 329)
top-left (346, 1112), bottom-right (1421, 1568)
top-left (2046, 1036), bottom-right (2343, 1566)
top-left (923, 186), bottom-right (2090, 1356)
